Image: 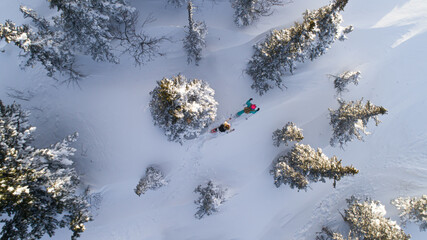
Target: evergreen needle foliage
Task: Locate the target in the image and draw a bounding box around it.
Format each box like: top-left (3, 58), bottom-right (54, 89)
top-left (272, 122), bottom-right (304, 147)
top-left (332, 71), bottom-right (361, 94)
top-left (0, 0), bottom-right (165, 82)
top-left (0, 13), bottom-right (81, 82)
top-left (272, 143), bottom-right (358, 190)
top-left (231, 0), bottom-right (283, 27)
top-left (344, 196), bottom-right (411, 240)
top-left (134, 167), bottom-right (168, 196)
top-left (392, 195), bottom-right (427, 231)
top-left (149, 75), bottom-right (218, 144)
top-left (194, 181), bottom-right (227, 219)
top-left (184, 1), bottom-right (207, 65)
top-left (247, 0), bottom-right (353, 95)
top-left (329, 99), bottom-right (387, 148)
top-left (0, 101), bottom-right (91, 240)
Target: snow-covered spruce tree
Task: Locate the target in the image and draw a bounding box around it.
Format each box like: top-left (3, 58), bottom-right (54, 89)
top-left (272, 122), bottom-right (304, 147)
top-left (246, 0), bottom-right (353, 95)
top-left (231, 0), bottom-right (283, 27)
top-left (184, 1), bottom-right (207, 65)
top-left (47, 0), bottom-right (165, 66)
top-left (332, 71), bottom-right (361, 94)
top-left (272, 143), bottom-right (358, 190)
top-left (344, 196), bottom-right (411, 240)
top-left (134, 167), bottom-right (168, 196)
top-left (303, 0), bottom-right (353, 61)
top-left (329, 99), bottom-right (387, 148)
top-left (194, 181), bottom-right (227, 219)
top-left (392, 195), bottom-right (427, 231)
top-left (0, 11), bottom-right (81, 81)
top-left (1, 1), bottom-right (164, 82)
top-left (149, 75), bottom-right (218, 144)
top-left (0, 101), bottom-right (91, 239)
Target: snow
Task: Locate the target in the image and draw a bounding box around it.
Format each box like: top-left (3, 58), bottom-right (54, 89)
top-left (372, 0), bottom-right (427, 48)
top-left (1, 0), bottom-right (427, 239)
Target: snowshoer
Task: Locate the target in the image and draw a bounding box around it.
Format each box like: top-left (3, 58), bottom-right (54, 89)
top-left (236, 98), bottom-right (260, 117)
top-left (211, 118), bottom-right (235, 133)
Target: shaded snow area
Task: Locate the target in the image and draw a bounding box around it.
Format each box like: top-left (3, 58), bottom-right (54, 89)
top-left (1, 0), bottom-right (427, 239)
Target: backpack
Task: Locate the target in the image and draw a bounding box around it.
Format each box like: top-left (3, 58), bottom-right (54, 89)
top-left (244, 107), bottom-right (251, 113)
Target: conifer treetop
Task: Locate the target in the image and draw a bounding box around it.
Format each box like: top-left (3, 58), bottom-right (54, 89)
top-left (272, 143), bottom-right (358, 190)
top-left (0, 101), bottom-right (91, 240)
top-left (247, 0), bottom-right (353, 95)
top-left (345, 196), bottom-right (411, 240)
top-left (149, 75), bottom-right (217, 143)
top-left (272, 122), bottom-right (304, 147)
top-left (329, 98), bottom-right (387, 147)
top-left (392, 195), bottom-right (427, 231)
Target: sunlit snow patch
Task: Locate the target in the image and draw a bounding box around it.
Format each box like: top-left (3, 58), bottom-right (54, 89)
top-left (372, 0), bottom-right (427, 48)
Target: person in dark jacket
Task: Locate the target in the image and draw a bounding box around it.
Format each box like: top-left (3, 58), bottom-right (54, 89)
top-left (211, 118), bottom-right (234, 133)
top-left (236, 98), bottom-right (260, 117)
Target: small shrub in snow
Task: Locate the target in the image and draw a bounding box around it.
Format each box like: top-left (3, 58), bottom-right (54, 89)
top-left (246, 0), bottom-right (353, 95)
top-left (344, 196), bottom-right (411, 240)
top-left (272, 143), bottom-right (358, 190)
top-left (184, 1), bottom-right (207, 65)
top-left (332, 71), bottom-right (361, 94)
top-left (272, 122), bottom-right (304, 147)
top-left (149, 75), bottom-right (218, 144)
top-left (231, 0), bottom-right (283, 27)
top-left (194, 181), bottom-right (227, 219)
top-left (134, 167), bottom-right (168, 196)
top-left (329, 99), bottom-right (387, 148)
top-left (392, 195), bottom-right (427, 231)
top-left (0, 101), bottom-right (91, 240)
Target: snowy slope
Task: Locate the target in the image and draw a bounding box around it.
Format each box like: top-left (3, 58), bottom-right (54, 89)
top-left (1, 0), bottom-right (427, 239)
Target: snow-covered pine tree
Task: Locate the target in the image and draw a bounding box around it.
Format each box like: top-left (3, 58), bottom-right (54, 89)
top-left (0, 101), bottom-right (91, 240)
top-left (246, 0), bottom-right (353, 95)
top-left (134, 167), bottom-right (168, 196)
top-left (392, 195), bottom-right (427, 231)
top-left (184, 1), bottom-right (207, 65)
top-left (194, 181), bottom-right (227, 219)
top-left (231, 0), bottom-right (283, 27)
top-left (0, 10), bottom-right (81, 81)
top-left (344, 196), bottom-right (411, 240)
top-left (332, 71), bottom-right (361, 94)
top-left (272, 122), bottom-right (304, 147)
top-left (329, 99), bottom-right (387, 147)
top-left (62, 0), bottom-right (166, 66)
top-left (1, 1), bottom-right (165, 82)
top-left (272, 143), bottom-right (358, 190)
top-left (0, 20), bottom-right (31, 51)
top-left (47, 0), bottom-right (164, 65)
top-left (303, 0), bottom-right (353, 61)
top-left (149, 75), bottom-right (218, 144)
top-left (246, 21), bottom-right (308, 95)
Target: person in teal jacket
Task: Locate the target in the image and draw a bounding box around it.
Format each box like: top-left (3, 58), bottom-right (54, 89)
top-left (236, 98), bottom-right (260, 117)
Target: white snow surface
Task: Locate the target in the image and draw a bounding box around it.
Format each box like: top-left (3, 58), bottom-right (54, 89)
top-left (1, 0), bottom-right (427, 239)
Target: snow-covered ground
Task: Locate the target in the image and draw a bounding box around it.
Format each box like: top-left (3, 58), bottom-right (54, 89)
top-left (1, 0), bottom-right (427, 239)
